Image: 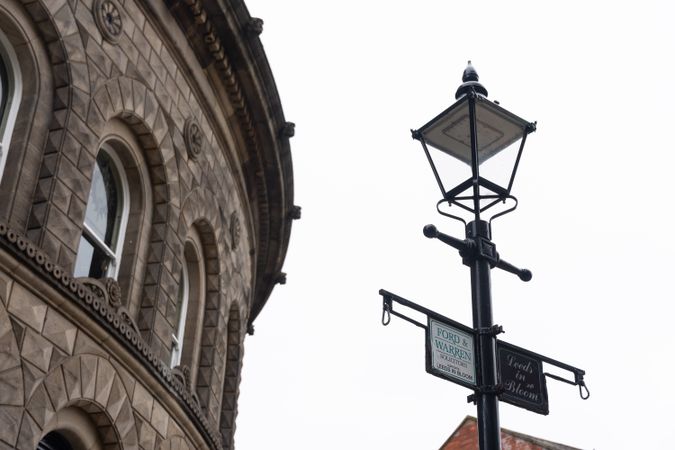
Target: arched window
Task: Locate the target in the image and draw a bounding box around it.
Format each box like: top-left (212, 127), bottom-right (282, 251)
top-left (171, 256), bottom-right (189, 366)
top-left (0, 28), bottom-right (21, 182)
top-left (37, 431), bottom-right (73, 450)
top-left (74, 144), bottom-right (130, 279)
top-left (171, 226), bottom-right (205, 373)
top-left (40, 406), bottom-right (105, 450)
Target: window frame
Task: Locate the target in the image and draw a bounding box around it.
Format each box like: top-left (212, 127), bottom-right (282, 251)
top-left (170, 226), bottom-right (206, 374)
top-left (0, 27), bottom-right (21, 182)
top-left (74, 143), bottom-right (130, 279)
top-left (171, 256), bottom-right (190, 367)
top-left (41, 406), bottom-right (104, 450)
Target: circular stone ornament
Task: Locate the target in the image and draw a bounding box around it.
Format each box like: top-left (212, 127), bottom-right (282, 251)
top-left (184, 118), bottom-right (204, 160)
top-left (94, 0), bottom-right (123, 44)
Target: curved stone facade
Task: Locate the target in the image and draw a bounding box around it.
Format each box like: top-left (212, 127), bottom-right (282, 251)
top-left (0, 0), bottom-right (294, 449)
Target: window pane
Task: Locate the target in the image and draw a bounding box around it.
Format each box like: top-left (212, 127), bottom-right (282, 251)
top-left (0, 29), bottom-right (21, 184)
top-left (76, 146), bottom-right (128, 280)
top-left (174, 271), bottom-right (185, 335)
top-left (171, 265), bottom-right (189, 367)
top-left (0, 54), bottom-right (7, 124)
top-left (0, 51), bottom-right (8, 158)
top-left (84, 151), bottom-right (121, 247)
top-left (73, 235), bottom-right (94, 277)
top-left (73, 235), bottom-right (110, 278)
top-left (37, 431), bottom-right (74, 450)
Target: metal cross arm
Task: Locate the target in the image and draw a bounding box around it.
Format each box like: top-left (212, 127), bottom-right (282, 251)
top-left (379, 289), bottom-right (472, 334)
top-left (423, 224), bottom-right (532, 282)
top-left (379, 289), bottom-right (482, 392)
top-left (380, 293), bottom-right (427, 330)
top-left (379, 288), bottom-right (589, 418)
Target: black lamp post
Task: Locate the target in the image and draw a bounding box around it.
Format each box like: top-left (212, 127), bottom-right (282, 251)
top-left (411, 62), bottom-right (536, 450)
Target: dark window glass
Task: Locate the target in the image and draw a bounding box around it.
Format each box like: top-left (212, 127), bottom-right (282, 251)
top-left (37, 431), bottom-right (73, 450)
top-left (0, 29), bottom-right (21, 178)
top-left (174, 270), bottom-right (185, 336)
top-left (0, 53), bottom-right (7, 122)
top-left (73, 234), bottom-right (109, 278)
top-left (84, 151), bottom-right (120, 247)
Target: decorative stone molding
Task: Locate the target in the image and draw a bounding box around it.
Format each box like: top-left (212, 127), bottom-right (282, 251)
top-left (219, 305), bottom-right (244, 449)
top-left (0, 222), bottom-right (224, 450)
top-left (280, 121), bottom-right (295, 138)
top-left (289, 205), bottom-right (302, 220)
top-left (79, 277), bottom-right (123, 307)
top-left (105, 278), bottom-right (122, 306)
top-left (245, 18), bottom-right (264, 37)
top-left (274, 272), bottom-right (287, 286)
top-left (30, 359), bottom-right (137, 450)
top-left (172, 365), bottom-right (192, 386)
top-left (184, 117), bottom-right (204, 160)
top-left (180, 0), bottom-right (261, 167)
top-left (176, 0), bottom-right (294, 332)
top-left (77, 277), bottom-right (142, 337)
top-left (0, 295), bottom-right (23, 445)
top-left (94, 0), bottom-right (124, 44)
top-left (171, 365), bottom-right (202, 409)
top-left (229, 213), bottom-right (240, 250)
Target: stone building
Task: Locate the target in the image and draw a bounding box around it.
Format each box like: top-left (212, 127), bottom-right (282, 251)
top-left (0, 0), bottom-right (295, 449)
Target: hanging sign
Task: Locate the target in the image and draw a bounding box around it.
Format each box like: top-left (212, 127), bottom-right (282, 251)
top-left (425, 317), bottom-right (476, 388)
top-left (497, 341), bottom-right (549, 415)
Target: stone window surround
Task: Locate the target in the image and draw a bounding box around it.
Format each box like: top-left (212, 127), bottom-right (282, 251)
top-left (0, 26), bottom-right (21, 183)
top-left (0, 1), bottom-right (53, 235)
top-left (40, 406), bottom-right (104, 450)
top-left (174, 225), bottom-right (206, 389)
top-left (219, 304), bottom-right (243, 449)
top-left (94, 119), bottom-right (153, 317)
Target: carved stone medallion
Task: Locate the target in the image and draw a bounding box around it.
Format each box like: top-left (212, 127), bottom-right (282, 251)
top-left (105, 277), bottom-right (122, 306)
top-left (94, 0), bottom-right (123, 44)
top-left (184, 118), bottom-right (204, 160)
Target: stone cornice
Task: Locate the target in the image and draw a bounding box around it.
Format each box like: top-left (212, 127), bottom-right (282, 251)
top-left (167, 0), bottom-right (296, 326)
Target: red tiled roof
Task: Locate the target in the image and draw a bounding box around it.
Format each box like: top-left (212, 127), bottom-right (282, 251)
top-left (440, 417), bottom-right (583, 450)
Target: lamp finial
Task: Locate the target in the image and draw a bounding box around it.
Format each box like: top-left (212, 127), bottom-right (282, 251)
top-left (455, 61), bottom-right (488, 99)
top-left (462, 61), bottom-right (479, 82)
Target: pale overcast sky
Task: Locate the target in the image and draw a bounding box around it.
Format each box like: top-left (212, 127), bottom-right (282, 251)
top-left (236, 1), bottom-right (675, 448)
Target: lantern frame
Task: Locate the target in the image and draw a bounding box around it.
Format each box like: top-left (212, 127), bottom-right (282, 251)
top-left (412, 65), bottom-right (536, 224)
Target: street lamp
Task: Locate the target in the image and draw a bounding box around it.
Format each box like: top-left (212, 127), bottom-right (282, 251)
top-left (412, 62), bottom-right (536, 450)
top-left (380, 61), bottom-right (588, 450)
top-left (413, 61), bottom-right (536, 225)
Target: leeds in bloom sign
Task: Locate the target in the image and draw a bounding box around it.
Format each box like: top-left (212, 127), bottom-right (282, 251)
top-left (426, 318), bottom-right (476, 388)
top-left (497, 342), bottom-right (549, 415)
